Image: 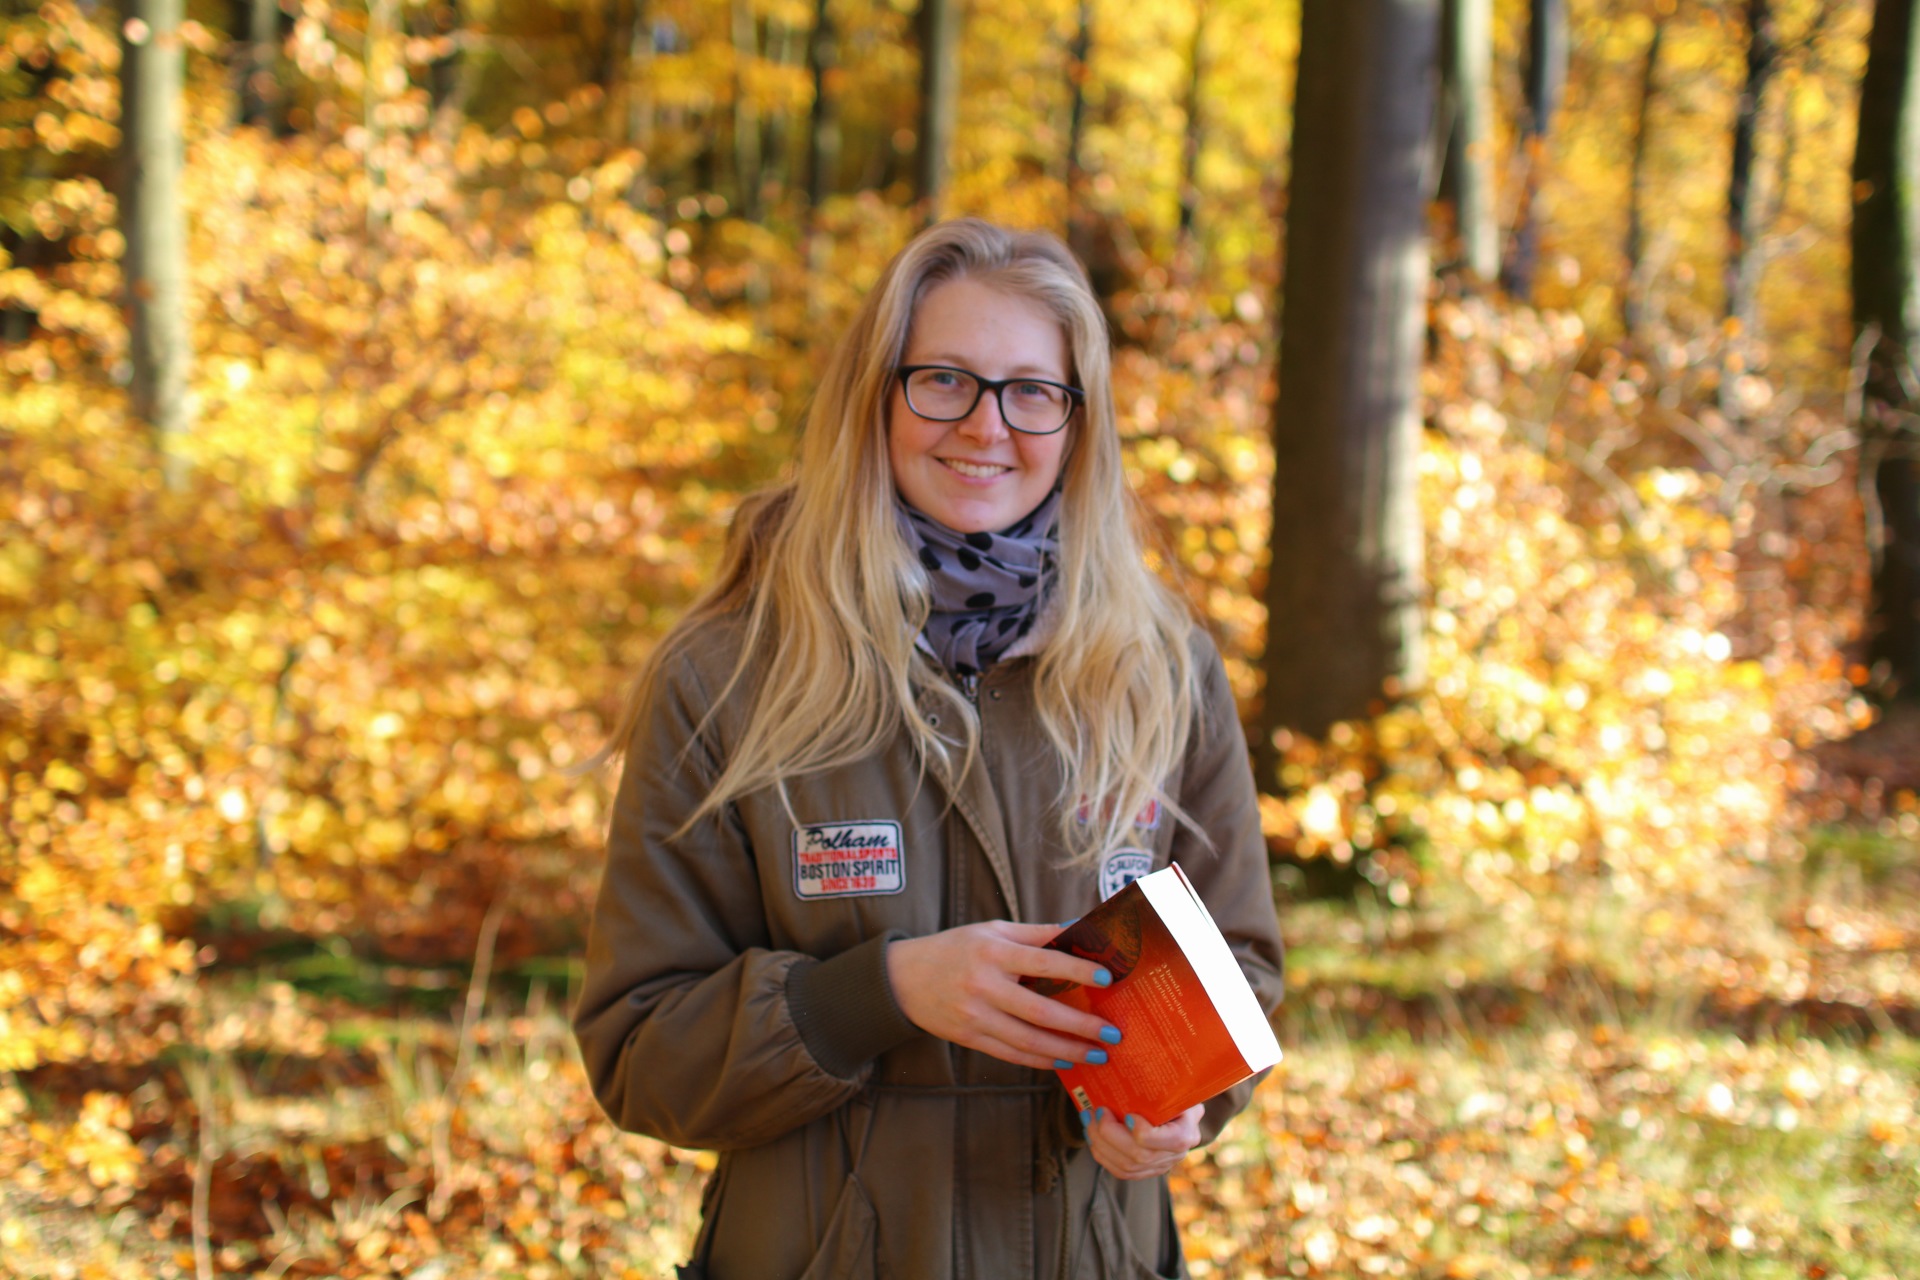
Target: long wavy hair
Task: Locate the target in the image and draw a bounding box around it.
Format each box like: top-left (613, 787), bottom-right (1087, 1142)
top-left (607, 218), bottom-right (1202, 862)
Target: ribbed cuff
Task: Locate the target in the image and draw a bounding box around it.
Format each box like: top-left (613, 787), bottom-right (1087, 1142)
top-left (785, 930), bottom-right (920, 1079)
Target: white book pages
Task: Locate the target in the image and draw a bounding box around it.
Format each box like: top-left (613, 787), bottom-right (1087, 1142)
top-left (1137, 863), bottom-right (1283, 1073)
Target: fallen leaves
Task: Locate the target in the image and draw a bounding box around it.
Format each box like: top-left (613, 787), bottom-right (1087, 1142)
top-left (1175, 1019), bottom-right (1918, 1279)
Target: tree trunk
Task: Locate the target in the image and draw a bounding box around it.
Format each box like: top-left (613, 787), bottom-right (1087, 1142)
top-left (364, 0), bottom-right (395, 232)
top-left (732, 0), bottom-right (763, 221)
top-left (763, 15), bottom-right (798, 204)
top-left (0, 195), bottom-right (48, 343)
top-left (1854, 0), bottom-right (1920, 697)
top-left (1176, 1), bottom-right (1209, 253)
top-left (803, 0), bottom-right (838, 322)
top-left (1725, 0), bottom-right (1778, 339)
top-left (1064, 0), bottom-right (1093, 265)
top-left (238, 0), bottom-right (281, 129)
top-left (1437, 0), bottom-right (1496, 280)
top-left (1623, 11), bottom-right (1665, 339)
top-left (806, 0), bottom-right (839, 209)
top-left (915, 0), bottom-right (961, 218)
top-left (1260, 0), bottom-right (1436, 758)
top-left (120, 0), bottom-right (193, 488)
top-left (628, 0), bottom-right (655, 152)
top-left (1501, 0), bottom-right (1565, 300)
top-left (594, 0), bottom-right (626, 101)
top-left (426, 0), bottom-right (468, 125)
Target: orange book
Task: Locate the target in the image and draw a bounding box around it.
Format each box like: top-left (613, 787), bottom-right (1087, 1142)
top-left (1027, 863), bottom-right (1281, 1128)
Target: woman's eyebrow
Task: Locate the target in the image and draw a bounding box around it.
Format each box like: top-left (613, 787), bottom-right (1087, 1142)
top-left (909, 354), bottom-right (1068, 379)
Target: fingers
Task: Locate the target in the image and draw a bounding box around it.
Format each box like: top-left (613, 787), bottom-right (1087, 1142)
top-left (1130, 1105), bottom-right (1204, 1152)
top-left (998, 920), bottom-right (1075, 945)
top-left (939, 919), bottom-right (1115, 994)
top-left (1082, 1104), bottom-right (1203, 1181)
top-left (971, 1032), bottom-right (1061, 1073)
top-left (1091, 1106), bottom-right (1199, 1151)
top-left (976, 1003), bottom-right (1115, 1067)
top-left (884, 922), bottom-right (1122, 1071)
top-left (955, 938), bottom-right (1113, 1049)
top-left (961, 924), bottom-right (1120, 1050)
top-left (1003, 983), bottom-right (1116, 1046)
top-left (991, 927), bottom-right (1114, 992)
top-left (1083, 1115), bottom-right (1172, 1180)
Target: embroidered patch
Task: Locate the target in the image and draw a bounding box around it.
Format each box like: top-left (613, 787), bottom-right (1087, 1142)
top-left (1097, 847), bottom-right (1155, 902)
top-left (792, 821), bottom-right (905, 899)
top-left (1074, 796), bottom-right (1162, 830)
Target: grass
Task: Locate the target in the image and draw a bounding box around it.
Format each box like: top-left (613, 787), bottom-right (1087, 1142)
top-left (1180, 1020), bottom-right (1919, 1279)
top-left (1798, 822), bottom-right (1919, 890)
top-left (5, 978), bottom-right (1914, 1279)
top-left (4, 832), bottom-right (1917, 1280)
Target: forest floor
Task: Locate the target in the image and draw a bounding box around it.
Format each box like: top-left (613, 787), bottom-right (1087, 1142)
top-left (3, 820), bottom-right (1916, 1280)
top-left (1812, 701), bottom-right (1920, 797)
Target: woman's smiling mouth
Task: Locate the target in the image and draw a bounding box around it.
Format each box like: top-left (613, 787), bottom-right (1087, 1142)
top-left (941, 458), bottom-right (1012, 478)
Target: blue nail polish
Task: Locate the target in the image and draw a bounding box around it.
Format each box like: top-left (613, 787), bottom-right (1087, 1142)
top-left (1053, 1059), bottom-right (1073, 1070)
top-left (1092, 967), bottom-right (1112, 987)
top-left (1086, 1048), bottom-right (1108, 1065)
top-left (1099, 1025), bottom-right (1122, 1045)
top-left (1095, 1108), bottom-right (1106, 1124)
top-left (1078, 1108), bottom-right (1090, 1128)
top-left (1058, 918), bottom-right (1080, 928)
top-left (1125, 1114), bottom-right (1137, 1132)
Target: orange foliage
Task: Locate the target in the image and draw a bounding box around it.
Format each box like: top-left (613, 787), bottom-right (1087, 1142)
top-left (1258, 293), bottom-right (1865, 925)
top-left (0, 0), bottom-right (1879, 1082)
top-left (3, 104), bottom-right (789, 1065)
top-left (0, 2), bottom-right (1904, 1276)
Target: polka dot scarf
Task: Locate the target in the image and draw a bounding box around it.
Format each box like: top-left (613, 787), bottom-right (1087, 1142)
top-left (899, 490), bottom-right (1062, 678)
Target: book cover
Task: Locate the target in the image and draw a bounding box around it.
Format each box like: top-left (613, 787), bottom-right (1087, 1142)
top-left (1027, 863), bottom-right (1281, 1128)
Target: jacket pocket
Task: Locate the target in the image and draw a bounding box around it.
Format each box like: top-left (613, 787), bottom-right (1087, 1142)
top-left (1084, 1176), bottom-right (1187, 1280)
top-left (797, 1173), bottom-right (881, 1280)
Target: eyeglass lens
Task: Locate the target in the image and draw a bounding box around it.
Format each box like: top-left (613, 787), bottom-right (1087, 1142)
top-left (903, 369), bottom-right (1070, 433)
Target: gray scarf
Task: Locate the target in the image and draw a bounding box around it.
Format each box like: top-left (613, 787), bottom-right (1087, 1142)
top-left (899, 491), bottom-right (1061, 678)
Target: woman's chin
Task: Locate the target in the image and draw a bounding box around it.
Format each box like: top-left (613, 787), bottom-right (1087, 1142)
top-left (909, 482), bottom-right (1053, 535)
top-left (912, 496), bottom-right (1002, 535)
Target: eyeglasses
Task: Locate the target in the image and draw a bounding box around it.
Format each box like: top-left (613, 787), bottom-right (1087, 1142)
top-left (895, 365), bottom-right (1083, 436)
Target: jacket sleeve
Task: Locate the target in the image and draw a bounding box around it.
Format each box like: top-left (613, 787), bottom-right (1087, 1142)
top-left (571, 644), bottom-right (920, 1151)
top-left (1168, 633), bottom-right (1286, 1147)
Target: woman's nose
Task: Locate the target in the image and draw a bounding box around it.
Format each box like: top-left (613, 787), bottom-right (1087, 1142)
top-left (954, 388), bottom-right (1010, 442)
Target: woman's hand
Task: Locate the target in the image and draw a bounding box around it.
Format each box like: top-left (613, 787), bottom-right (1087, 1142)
top-left (885, 922), bottom-right (1120, 1071)
top-left (1083, 1103), bottom-right (1204, 1181)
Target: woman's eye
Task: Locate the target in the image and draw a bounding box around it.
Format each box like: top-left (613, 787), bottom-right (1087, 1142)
top-left (926, 370), bottom-right (966, 388)
top-left (1011, 381), bottom-right (1057, 402)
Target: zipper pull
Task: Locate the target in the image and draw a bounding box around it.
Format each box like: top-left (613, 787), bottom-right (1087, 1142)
top-left (959, 671), bottom-right (980, 704)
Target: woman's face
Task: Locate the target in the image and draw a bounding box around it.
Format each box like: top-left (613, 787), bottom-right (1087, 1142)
top-left (887, 276), bottom-right (1073, 535)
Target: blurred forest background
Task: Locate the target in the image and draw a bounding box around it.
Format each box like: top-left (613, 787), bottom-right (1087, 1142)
top-left (3, 0), bottom-right (1919, 1274)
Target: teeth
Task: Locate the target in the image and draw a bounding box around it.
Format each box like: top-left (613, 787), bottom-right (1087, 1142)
top-left (945, 459), bottom-right (1007, 478)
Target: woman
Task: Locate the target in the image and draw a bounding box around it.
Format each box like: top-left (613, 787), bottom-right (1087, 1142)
top-left (573, 218), bottom-right (1284, 1280)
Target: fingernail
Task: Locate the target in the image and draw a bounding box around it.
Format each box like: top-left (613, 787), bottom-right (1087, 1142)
top-left (1095, 1108), bottom-right (1106, 1125)
top-left (1053, 1059), bottom-right (1074, 1070)
top-left (1125, 1114), bottom-right (1137, 1131)
top-left (1092, 967), bottom-right (1112, 987)
top-left (1099, 1025), bottom-right (1122, 1045)
top-left (1086, 1048), bottom-right (1108, 1065)
top-left (1058, 918), bottom-right (1080, 928)
top-left (1078, 1108), bottom-right (1091, 1128)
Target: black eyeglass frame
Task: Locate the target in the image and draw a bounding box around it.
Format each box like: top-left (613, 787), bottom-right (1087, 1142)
top-left (894, 365), bottom-right (1085, 436)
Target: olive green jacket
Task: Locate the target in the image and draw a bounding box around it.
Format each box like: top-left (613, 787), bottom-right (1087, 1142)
top-left (573, 616), bottom-right (1285, 1280)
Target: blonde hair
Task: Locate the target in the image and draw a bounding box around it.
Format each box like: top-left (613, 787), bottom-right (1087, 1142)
top-left (608, 218), bottom-right (1201, 862)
